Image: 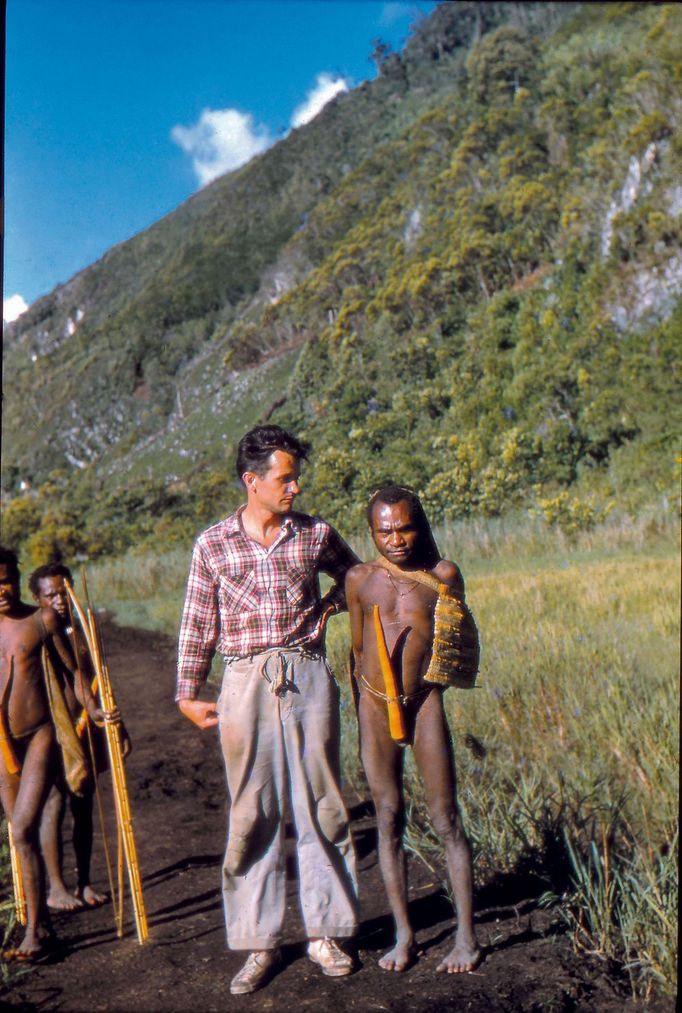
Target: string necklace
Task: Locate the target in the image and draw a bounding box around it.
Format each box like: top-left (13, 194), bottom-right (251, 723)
top-left (385, 569), bottom-right (420, 599)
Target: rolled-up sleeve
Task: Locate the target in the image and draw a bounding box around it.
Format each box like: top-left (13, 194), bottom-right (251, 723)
top-left (176, 540), bottom-right (220, 701)
top-left (319, 526), bottom-right (360, 613)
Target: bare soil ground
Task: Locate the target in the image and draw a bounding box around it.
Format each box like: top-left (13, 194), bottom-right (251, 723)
top-left (1, 621), bottom-right (672, 1012)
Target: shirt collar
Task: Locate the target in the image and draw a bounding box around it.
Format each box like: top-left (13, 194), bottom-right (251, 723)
top-left (223, 510), bottom-right (243, 538)
top-left (224, 506), bottom-right (300, 539)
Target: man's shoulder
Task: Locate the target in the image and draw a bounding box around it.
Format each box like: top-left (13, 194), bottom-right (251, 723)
top-left (9, 602), bottom-right (46, 635)
top-left (346, 559), bottom-right (384, 586)
top-left (288, 511), bottom-right (336, 540)
top-left (195, 511), bottom-right (241, 547)
top-left (17, 601), bottom-right (41, 623)
top-left (289, 510), bottom-right (326, 530)
top-left (432, 558), bottom-right (464, 593)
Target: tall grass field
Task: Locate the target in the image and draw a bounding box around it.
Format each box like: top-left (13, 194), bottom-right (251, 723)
top-left (4, 508), bottom-right (676, 997)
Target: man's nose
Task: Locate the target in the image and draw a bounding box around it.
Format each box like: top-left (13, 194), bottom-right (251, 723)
top-left (389, 530), bottom-right (405, 545)
top-left (289, 480), bottom-right (301, 495)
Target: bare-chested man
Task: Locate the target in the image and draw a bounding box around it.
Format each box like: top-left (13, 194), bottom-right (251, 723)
top-left (30, 563), bottom-right (113, 912)
top-left (345, 486), bottom-right (480, 975)
top-left (0, 548), bottom-right (103, 960)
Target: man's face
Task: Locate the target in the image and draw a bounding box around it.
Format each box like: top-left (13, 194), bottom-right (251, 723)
top-left (35, 575), bottom-right (69, 621)
top-left (370, 500), bottom-right (421, 566)
top-left (245, 450), bottom-right (301, 515)
top-left (0, 565), bottom-right (20, 614)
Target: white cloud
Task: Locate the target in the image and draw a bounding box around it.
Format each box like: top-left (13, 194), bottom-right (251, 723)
top-left (3, 294), bottom-right (29, 323)
top-left (173, 74), bottom-right (349, 188)
top-left (171, 108), bottom-right (271, 187)
top-left (290, 73), bottom-right (348, 129)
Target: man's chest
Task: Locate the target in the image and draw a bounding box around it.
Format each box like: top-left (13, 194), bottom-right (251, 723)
top-left (0, 617), bottom-right (43, 660)
top-left (212, 544), bottom-right (321, 613)
top-left (364, 573), bottom-right (436, 628)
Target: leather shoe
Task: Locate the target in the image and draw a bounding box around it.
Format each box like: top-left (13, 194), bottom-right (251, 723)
top-left (307, 937), bottom-right (353, 977)
top-left (230, 949), bottom-right (281, 995)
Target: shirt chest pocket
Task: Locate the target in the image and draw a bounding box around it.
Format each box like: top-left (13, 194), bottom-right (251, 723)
top-left (284, 566), bottom-right (314, 607)
top-left (218, 570), bottom-right (260, 614)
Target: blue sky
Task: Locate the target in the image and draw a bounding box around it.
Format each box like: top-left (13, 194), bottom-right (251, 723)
top-left (4, 0), bottom-right (437, 320)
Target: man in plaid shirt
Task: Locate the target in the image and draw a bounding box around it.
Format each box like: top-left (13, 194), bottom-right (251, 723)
top-left (177, 425), bottom-right (359, 995)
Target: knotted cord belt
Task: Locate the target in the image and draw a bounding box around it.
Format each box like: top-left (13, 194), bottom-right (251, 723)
top-left (358, 672), bottom-right (431, 706)
top-left (225, 645), bottom-right (324, 697)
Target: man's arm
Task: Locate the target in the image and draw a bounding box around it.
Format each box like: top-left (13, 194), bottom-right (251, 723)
top-left (345, 566), bottom-right (367, 673)
top-left (43, 608), bottom-right (105, 723)
top-left (176, 540), bottom-right (220, 730)
top-left (319, 526), bottom-right (361, 614)
top-left (434, 559), bottom-right (465, 598)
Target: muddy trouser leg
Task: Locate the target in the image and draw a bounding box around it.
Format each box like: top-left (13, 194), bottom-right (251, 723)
top-left (218, 658), bottom-right (287, 951)
top-left (281, 654), bottom-right (358, 940)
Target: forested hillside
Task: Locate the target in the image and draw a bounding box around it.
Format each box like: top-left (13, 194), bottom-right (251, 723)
top-left (2, 1), bottom-right (680, 562)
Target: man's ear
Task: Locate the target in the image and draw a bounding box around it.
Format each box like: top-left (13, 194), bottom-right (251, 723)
top-left (242, 470), bottom-right (257, 492)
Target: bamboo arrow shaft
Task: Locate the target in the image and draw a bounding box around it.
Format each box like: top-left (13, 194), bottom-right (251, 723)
top-left (64, 590), bottom-right (119, 926)
top-left (85, 602), bottom-right (148, 943)
top-left (8, 823), bottom-right (26, 925)
top-left (66, 580), bottom-right (148, 944)
top-left (76, 675), bottom-right (99, 737)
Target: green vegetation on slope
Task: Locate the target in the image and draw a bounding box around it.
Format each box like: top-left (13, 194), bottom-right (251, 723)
top-left (271, 2), bottom-right (681, 530)
top-left (2, 2), bottom-right (680, 566)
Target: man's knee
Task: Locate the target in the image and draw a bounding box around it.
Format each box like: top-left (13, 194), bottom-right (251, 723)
top-left (375, 798), bottom-right (405, 843)
top-left (317, 800), bottom-right (350, 845)
top-left (225, 801), bottom-right (279, 875)
top-left (430, 803), bottom-right (463, 843)
top-left (11, 815), bottom-right (40, 849)
top-left (42, 788), bottom-right (64, 820)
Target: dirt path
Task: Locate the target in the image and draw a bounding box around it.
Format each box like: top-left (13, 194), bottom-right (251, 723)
top-left (1, 621), bottom-right (668, 1012)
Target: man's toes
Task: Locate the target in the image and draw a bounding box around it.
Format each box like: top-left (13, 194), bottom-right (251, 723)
top-left (379, 944), bottom-right (414, 972)
top-left (79, 886), bottom-right (107, 907)
top-left (47, 892), bottom-right (84, 912)
top-left (379, 957), bottom-right (400, 972)
top-left (437, 947), bottom-right (481, 974)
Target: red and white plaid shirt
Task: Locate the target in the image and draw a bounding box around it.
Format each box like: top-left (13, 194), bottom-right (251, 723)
top-left (176, 507), bottom-right (358, 700)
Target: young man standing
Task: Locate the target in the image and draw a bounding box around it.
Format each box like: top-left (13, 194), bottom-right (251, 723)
top-left (345, 486), bottom-right (480, 975)
top-left (0, 548), bottom-right (103, 960)
top-left (29, 562), bottom-right (113, 911)
top-left (176, 425), bottom-right (359, 995)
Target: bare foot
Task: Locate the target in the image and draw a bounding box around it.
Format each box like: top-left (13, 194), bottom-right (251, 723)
top-left (3, 926), bottom-right (54, 962)
top-left (436, 938), bottom-right (481, 973)
top-left (76, 884), bottom-right (107, 907)
top-left (47, 885), bottom-right (85, 912)
top-left (378, 938), bottom-right (416, 972)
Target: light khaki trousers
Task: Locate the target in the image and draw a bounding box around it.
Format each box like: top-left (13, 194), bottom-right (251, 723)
top-left (218, 647), bottom-right (358, 950)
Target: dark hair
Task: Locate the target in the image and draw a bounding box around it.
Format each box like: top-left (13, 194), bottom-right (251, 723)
top-left (28, 561), bottom-right (73, 597)
top-left (235, 425), bottom-right (308, 484)
top-left (367, 484), bottom-right (440, 562)
top-left (0, 547), bottom-right (20, 582)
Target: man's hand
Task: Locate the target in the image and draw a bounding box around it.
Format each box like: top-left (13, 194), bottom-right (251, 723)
top-left (87, 700), bottom-right (109, 727)
top-left (320, 603), bottom-right (335, 631)
top-left (120, 723), bottom-right (133, 758)
top-left (178, 699), bottom-right (219, 730)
